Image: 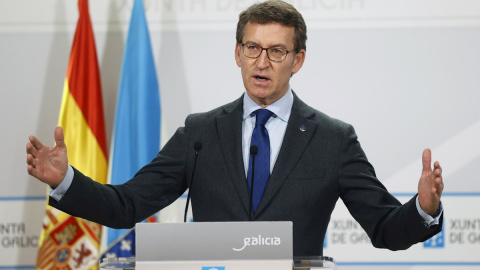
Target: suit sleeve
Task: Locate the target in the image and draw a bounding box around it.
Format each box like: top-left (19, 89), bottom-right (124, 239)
top-left (49, 120), bottom-right (192, 229)
top-left (338, 124), bottom-right (442, 250)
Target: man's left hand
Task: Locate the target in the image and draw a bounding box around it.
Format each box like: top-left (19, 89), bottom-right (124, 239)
top-left (418, 148), bottom-right (444, 216)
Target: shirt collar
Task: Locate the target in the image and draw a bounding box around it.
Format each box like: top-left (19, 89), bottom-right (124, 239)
top-left (242, 88), bottom-right (293, 123)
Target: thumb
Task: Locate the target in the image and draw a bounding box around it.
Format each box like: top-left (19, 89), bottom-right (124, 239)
top-left (422, 148), bottom-right (432, 173)
top-left (54, 126), bottom-right (66, 149)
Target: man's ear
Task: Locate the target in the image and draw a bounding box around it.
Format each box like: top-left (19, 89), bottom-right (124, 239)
top-left (291, 49), bottom-right (306, 74)
top-left (235, 43), bottom-right (242, 67)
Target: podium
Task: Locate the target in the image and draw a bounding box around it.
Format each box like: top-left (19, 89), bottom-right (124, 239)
top-left (99, 222), bottom-right (336, 270)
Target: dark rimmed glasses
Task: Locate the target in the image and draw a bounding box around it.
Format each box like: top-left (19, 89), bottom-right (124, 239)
top-left (241, 43), bottom-right (295, 62)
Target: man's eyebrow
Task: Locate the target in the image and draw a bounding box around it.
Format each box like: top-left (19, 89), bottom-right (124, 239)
top-left (269, 44), bottom-right (288, 49)
top-left (243, 41), bottom-right (259, 45)
top-left (243, 41), bottom-right (288, 48)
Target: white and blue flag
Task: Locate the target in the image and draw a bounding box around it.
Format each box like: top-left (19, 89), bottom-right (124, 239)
top-left (104, 0), bottom-right (160, 258)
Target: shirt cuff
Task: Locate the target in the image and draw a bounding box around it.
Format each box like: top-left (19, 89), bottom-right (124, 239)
top-left (49, 165), bottom-right (74, 202)
top-left (416, 196), bottom-right (443, 228)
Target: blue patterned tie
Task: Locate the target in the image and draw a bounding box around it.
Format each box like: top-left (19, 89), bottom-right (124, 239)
top-left (247, 109), bottom-right (273, 213)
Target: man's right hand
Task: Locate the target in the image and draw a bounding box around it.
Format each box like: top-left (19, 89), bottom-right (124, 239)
top-left (26, 126), bottom-right (68, 188)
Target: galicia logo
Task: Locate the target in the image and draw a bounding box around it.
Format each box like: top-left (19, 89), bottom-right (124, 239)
top-left (202, 267), bottom-right (225, 270)
top-left (424, 223), bottom-right (445, 248)
top-left (232, 235), bottom-right (281, 251)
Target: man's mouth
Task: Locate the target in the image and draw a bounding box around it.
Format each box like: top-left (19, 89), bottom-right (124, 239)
top-left (255, 75), bottom-right (269, 81)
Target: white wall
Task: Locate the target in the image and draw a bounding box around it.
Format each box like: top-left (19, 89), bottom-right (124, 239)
top-left (1, 0), bottom-right (480, 269)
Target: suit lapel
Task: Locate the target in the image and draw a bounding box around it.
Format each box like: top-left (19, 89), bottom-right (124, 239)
top-left (255, 94), bottom-right (318, 216)
top-left (216, 96), bottom-right (251, 215)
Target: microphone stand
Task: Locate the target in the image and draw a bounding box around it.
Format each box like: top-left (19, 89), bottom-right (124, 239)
top-left (184, 142), bottom-right (202, 222)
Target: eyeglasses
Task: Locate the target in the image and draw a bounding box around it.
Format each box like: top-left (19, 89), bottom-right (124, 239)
top-left (241, 43), bottom-right (294, 62)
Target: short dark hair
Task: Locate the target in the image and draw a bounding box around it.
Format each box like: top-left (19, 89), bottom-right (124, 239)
top-left (236, 0), bottom-right (307, 53)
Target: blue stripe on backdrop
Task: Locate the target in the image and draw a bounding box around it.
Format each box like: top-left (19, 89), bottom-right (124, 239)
top-left (0, 266), bottom-right (35, 269)
top-left (106, 0), bottom-right (160, 249)
top-left (0, 196), bottom-right (45, 201)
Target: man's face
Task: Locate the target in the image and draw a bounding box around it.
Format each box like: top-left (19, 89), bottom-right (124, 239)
top-left (235, 22), bottom-right (305, 107)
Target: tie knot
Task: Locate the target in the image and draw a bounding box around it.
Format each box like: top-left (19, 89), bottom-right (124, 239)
top-left (255, 109), bottom-right (273, 126)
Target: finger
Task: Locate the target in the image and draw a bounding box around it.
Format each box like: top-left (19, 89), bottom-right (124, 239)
top-left (433, 162), bottom-right (443, 180)
top-left (434, 162), bottom-right (441, 172)
top-left (422, 148), bottom-right (432, 173)
top-left (54, 126), bottom-right (66, 148)
top-left (29, 135), bottom-right (44, 151)
top-left (26, 154), bottom-right (36, 167)
top-left (434, 163), bottom-right (442, 181)
top-left (435, 176), bottom-right (443, 186)
top-left (27, 164), bottom-right (38, 178)
top-left (27, 164), bottom-right (34, 176)
top-left (433, 161), bottom-right (442, 171)
top-left (26, 142), bottom-right (38, 157)
top-left (434, 175), bottom-right (444, 194)
top-left (435, 175), bottom-right (444, 186)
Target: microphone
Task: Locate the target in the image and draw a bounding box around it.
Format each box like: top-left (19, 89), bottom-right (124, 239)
top-left (248, 145), bottom-right (258, 221)
top-left (184, 141), bottom-right (202, 222)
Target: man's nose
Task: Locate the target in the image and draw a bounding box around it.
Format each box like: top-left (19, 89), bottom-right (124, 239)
top-left (255, 49), bottom-right (270, 69)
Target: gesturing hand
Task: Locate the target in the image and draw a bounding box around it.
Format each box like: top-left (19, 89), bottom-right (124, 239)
top-left (26, 126), bottom-right (68, 188)
top-left (418, 148), bottom-right (444, 216)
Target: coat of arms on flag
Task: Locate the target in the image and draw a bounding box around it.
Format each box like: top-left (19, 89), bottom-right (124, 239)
top-left (37, 215), bottom-right (101, 269)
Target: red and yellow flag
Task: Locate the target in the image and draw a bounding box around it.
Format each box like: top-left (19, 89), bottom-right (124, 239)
top-left (36, 0), bottom-right (108, 269)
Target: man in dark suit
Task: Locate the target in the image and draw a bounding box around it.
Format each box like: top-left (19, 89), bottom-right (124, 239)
top-left (26, 0), bottom-right (443, 256)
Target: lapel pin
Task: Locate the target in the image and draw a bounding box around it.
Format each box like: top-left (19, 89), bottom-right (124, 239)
top-left (300, 125), bottom-right (306, 132)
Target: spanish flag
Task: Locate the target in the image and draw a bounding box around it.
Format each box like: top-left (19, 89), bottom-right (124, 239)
top-left (36, 0), bottom-right (108, 269)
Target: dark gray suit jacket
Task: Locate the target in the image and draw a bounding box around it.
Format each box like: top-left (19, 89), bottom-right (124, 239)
top-left (50, 92), bottom-right (442, 256)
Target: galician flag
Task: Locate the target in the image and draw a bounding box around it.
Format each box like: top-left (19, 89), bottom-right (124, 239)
top-left (103, 0), bottom-right (161, 258)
